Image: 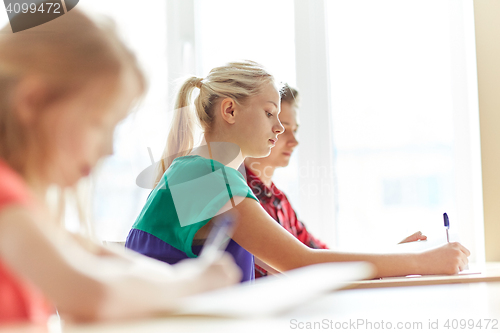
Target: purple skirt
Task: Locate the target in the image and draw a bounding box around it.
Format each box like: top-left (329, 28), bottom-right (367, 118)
top-left (125, 229), bottom-right (255, 282)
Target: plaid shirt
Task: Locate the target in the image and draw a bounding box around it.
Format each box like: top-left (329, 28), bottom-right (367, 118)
top-left (245, 166), bottom-right (329, 278)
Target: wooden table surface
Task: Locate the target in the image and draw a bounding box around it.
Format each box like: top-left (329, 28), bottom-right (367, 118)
top-left (3, 263), bottom-right (500, 333)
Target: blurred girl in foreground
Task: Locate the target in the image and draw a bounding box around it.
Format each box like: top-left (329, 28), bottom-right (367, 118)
top-left (0, 9), bottom-right (240, 324)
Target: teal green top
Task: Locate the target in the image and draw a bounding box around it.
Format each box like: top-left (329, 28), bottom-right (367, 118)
top-left (131, 155), bottom-right (258, 258)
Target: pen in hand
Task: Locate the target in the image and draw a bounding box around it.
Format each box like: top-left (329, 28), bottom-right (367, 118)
top-left (443, 212), bottom-right (450, 243)
top-left (443, 212), bottom-right (469, 271)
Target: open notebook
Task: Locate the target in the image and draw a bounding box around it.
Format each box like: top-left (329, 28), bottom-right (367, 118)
top-left (175, 262), bottom-right (374, 317)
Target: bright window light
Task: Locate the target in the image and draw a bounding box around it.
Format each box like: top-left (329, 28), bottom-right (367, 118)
top-left (326, 0), bottom-right (482, 258)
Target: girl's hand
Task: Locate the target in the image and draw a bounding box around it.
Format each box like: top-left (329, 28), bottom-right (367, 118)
top-left (418, 242), bottom-right (470, 275)
top-left (399, 231), bottom-right (427, 244)
top-left (174, 253), bottom-right (242, 295)
top-left (200, 253), bottom-right (242, 291)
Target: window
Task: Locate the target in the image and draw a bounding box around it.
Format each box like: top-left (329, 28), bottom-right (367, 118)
top-left (325, 0), bottom-right (483, 259)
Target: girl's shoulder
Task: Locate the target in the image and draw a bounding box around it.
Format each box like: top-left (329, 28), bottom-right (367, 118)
top-left (169, 155), bottom-right (249, 184)
top-left (166, 155), bottom-right (216, 184)
top-left (0, 160), bottom-right (31, 210)
top-left (170, 155), bottom-right (208, 169)
top-left (0, 258), bottom-right (53, 324)
top-left (0, 161), bottom-right (52, 323)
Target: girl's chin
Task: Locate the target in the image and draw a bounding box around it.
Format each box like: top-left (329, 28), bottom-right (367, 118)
top-left (60, 177), bottom-right (80, 188)
top-left (54, 172), bottom-right (84, 188)
top-left (260, 148), bottom-right (273, 158)
top-left (245, 148), bottom-right (272, 159)
top-left (278, 159), bottom-right (291, 167)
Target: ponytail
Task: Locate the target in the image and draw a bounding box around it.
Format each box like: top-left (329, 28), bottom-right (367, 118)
top-left (156, 77), bottom-right (200, 184)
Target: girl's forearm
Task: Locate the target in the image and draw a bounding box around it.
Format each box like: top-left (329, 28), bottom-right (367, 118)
top-left (285, 242), bottom-right (469, 278)
top-left (301, 249), bottom-right (420, 278)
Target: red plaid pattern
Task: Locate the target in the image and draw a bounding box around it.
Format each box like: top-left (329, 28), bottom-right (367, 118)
top-left (245, 166), bottom-right (329, 278)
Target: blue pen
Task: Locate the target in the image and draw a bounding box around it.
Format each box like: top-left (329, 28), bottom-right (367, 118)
top-left (443, 213), bottom-right (450, 243)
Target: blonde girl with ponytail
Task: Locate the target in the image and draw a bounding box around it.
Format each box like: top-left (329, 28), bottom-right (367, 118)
top-left (126, 60), bottom-right (470, 283)
top-left (0, 10), bottom-right (240, 324)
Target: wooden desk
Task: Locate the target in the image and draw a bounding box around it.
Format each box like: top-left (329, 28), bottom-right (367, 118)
top-left (53, 282), bottom-right (500, 332)
top-left (4, 264), bottom-right (500, 333)
top-left (346, 262), bottom-right (500, 289)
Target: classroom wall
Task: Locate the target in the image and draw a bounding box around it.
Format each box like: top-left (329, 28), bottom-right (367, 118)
top-left (474, 0), bottom-right (500, 261)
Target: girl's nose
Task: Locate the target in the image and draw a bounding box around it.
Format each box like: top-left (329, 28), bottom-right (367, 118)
top-left (289, 133), bottom-right (299, 147)
top-left (274, 120), bottom-right (285, 134)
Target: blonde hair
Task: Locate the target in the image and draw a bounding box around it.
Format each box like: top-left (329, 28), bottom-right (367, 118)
top-left (156, 60), bottom-right (275, 184)
top-left (0, 9), bottom-right (146, 176)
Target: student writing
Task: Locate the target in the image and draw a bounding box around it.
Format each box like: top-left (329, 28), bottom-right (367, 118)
top-left (126, 61), bottom-right (470, 283)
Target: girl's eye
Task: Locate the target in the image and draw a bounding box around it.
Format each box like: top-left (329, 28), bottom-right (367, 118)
top-left (266, 112), bottom-right (273, 118)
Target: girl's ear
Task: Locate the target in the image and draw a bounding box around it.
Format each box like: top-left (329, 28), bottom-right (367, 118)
top-left (219, 97), bottom-right (237, 125)
top-left (12, 77), bottom-right (49, 125)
